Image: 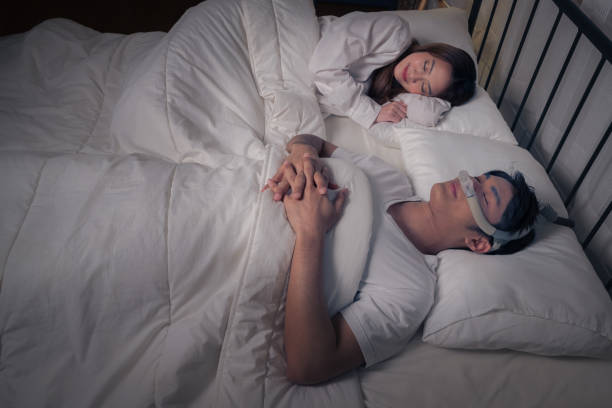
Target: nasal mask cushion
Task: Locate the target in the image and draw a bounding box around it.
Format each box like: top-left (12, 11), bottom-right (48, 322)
top-left (457, 170), bottom-right (532, 251)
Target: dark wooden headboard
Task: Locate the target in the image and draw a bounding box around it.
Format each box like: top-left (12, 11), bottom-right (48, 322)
top-left (470, 0), bottom-right (612, 292)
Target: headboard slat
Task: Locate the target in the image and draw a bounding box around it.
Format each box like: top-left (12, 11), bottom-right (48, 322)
top-left (583, 202), bottom-right (612, 249)
top-left (484, 0), bottom-right (519, 90)
top-left (523, 24), bottom-right (577, 147)
top-left (476, 0), bottom-right (499, 62)
top-left (496, 0), bottom-right (541, 108)
top-left (551, 0), bottom-right (612, 63)
top-left (545, 55), bottom-right (605, 173)
top-left (565, 121), bottom-right (612, 207)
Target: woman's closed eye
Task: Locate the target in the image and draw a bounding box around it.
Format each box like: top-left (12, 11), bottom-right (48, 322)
top-left (420, 80), bottom-right (431, 95)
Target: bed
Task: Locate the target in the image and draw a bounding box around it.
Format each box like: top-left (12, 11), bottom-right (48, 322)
top-left (0, 0), bottom-right (611, 407)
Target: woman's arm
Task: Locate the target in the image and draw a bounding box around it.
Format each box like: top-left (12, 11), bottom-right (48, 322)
top-left (309, 13), bottom-right (411, 128)
top-left (286, 133), bottom-right (337, 158)
top-left (282, 156), bottom-right (364, 384)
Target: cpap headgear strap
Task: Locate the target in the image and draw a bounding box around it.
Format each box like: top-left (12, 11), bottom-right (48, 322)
top-left (457, 170), bottom-right (574, 251)
top-left (457, 170), bottom-right (533, 251)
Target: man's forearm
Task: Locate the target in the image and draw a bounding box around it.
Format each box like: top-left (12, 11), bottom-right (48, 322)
top-left (284, 231), bottom-right (338, 384)
top-left (286, 134), bottom-right (337, 158)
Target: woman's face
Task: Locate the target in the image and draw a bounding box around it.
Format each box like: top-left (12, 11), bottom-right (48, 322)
top-left (393, 52), bottom-right (453, 97)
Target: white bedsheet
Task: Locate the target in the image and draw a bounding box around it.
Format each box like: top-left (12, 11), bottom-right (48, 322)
top-left (0, 0), bottom-right (365, 406)
top-left (360, 333), bottom-right (612, 408)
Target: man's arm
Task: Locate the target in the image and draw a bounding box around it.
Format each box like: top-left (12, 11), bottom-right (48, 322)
top-left (282, 155), bottom-right (364, 385)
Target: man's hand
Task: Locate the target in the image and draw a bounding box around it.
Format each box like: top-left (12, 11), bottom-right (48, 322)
top-left (374, 101), bottom-right (407, 124)
top-left (263, 135), bottom-right (334, 201)
top-left (282, 154), bottom-right (348, 237)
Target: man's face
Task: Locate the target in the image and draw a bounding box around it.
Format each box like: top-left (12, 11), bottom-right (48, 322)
top-left (430, 172), bottom-right (515, 233)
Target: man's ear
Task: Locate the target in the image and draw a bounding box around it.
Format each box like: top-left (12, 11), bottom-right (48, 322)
top-left (465, 234), bottom-right (492, 254)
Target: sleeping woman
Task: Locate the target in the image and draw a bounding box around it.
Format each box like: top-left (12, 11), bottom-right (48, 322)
top-left (309, 11), bottom-right (477, 128)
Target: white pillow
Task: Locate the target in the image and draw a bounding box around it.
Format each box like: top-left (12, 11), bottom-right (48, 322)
top-left (369, 87), bottom-right (517, 147)
top-left (432, 87), bottom-right (517, 144)
top-left (373, 8), bottom-right (517, 146)
top-left (399, 129), bottom-right (612, 358)
top-left (393, 93), bottom-right (451, 127)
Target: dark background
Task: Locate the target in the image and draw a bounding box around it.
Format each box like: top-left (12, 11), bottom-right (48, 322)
top-left (1, 0), bottom-right (409, 37)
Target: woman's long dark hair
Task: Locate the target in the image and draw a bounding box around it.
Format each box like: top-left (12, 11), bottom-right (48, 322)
top-left (368, 41), bottom-right (476, 106)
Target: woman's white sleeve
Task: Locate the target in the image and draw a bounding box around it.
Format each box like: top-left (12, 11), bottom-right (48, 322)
top-left (309, 13), bottom-right (411, 129)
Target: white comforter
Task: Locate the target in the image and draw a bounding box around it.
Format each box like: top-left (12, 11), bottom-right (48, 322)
top-left (0, 0), bottom-right (364, 406)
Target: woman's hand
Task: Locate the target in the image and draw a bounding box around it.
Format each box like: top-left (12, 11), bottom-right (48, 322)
top-left (282, 155), bottom-right (348, 237)
top-left (264, 147), bottom-right (331, 202)
top-left (374, 101), bottom-right (407, 124)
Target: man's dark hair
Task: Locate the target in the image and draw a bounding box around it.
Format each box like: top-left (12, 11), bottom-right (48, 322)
top-left (474, 170), bottom-right (540, 255)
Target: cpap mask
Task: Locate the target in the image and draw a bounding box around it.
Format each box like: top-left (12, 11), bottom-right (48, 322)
top-left (457, 170), bottom-right (533, 251)
top-left (457, 170), bottom-right (573, 251)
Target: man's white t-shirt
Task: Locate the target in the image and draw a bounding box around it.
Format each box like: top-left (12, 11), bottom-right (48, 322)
top-left (333, 148), bottom-right (438, 367)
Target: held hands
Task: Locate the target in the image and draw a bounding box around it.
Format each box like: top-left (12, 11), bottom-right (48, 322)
top-left (374, 101), bottom-right (407, 124)
top-left (263, 144), bottom-right (332, 201)
top-left (282, 154), bottom-right (348, 237)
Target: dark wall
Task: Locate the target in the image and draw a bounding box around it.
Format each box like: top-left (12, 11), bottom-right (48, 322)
top-left (2, 0), bottom-right (203, 36)
top-left (2, 0), bottom-right (401, 37)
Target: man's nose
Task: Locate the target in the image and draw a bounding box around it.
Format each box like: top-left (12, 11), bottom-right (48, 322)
top-left (472, 177), bottom-right (482, 193)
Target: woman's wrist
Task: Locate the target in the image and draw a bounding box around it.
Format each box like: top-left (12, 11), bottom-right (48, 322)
top-left (288, 142), bottom-right (319, 158)
top-left (287, 134), bottom-right (324, 156)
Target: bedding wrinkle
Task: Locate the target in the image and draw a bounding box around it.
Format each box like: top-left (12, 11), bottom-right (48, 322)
top-left (260, 146), bottom-right (293, 407)
top-left (0, 157), bottom-right (47, 287)
top-left (152, 163), bottom-right (177, 407)
top-left (269, 0), bottom-right (283, 85)
top-left (165, 164), bottom-right (178, 325)
top-left (213, 145), bottom-right (272, 407)
top-left (427, 309), bottom-right (612, 347)
top-left (168, 48), bottom-right (262, 153)
top-left (165, 0), bottom-right (266, 160)
top-left (77, 34), bottom-right (124, 155)
top-left (163, 38), bottom-right (180, 160)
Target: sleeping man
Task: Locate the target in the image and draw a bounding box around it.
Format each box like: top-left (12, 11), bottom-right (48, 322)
top-left (263, 134), bottom-right (539, 385)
